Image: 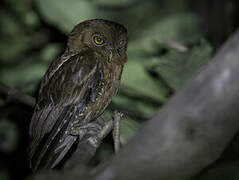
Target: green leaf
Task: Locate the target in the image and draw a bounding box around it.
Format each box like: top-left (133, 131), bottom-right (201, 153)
top-left (36, 0), bottom-right (97, 32)
top-left (120, 118), bottom-right (141, 145)
top-left (40, 43), bottom-right (62, 63)
top-left (0, 61), bottom-right (47, 94)
top-left (0, 170), bottom-right (10, 180)
top-left (128, 13), bottom-right (201, 55)
top-left (121, 59), bottom-right (168, 103)
top-left (153, 39), bottom-right (212, 90)
top-left (0, 11), bottom-right (32, 62)
top-left (0, 119), bottom-right (19, 152)
top-left (112, 94), bottom-right (158, 118)
top-left (92, 0), bottom-right (136, 7)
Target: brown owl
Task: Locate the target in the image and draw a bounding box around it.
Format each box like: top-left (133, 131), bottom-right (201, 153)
top-left (29, 19), bottom-right (127, 172)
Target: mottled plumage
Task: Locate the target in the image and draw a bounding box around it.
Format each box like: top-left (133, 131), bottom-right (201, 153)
top-left (29, 19), bottom-right (127, 171)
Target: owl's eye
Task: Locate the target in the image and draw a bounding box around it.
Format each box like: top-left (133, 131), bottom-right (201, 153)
top-left (92, 34), bottom-right (105, 46)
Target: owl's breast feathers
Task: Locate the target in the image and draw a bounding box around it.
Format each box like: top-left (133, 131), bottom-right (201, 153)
top-left (29, 50), bottom-right (123, 171)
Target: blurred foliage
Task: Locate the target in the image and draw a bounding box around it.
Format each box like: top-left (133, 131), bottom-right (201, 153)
top-left (0, 0), bottom-right (238, 179)
top-left (150, 39), bottom-right (212, 90)
top-left (0, 170), bottom-right (10, 180)
top-left (0, 118), bottom-right (19, 153)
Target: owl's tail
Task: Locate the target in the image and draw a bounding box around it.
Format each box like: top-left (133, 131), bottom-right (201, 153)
top-left (29, 105), bottom-right (78, 172)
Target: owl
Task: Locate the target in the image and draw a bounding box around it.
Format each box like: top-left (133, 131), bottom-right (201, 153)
top-left (28, 19), bottom-right (127, 172)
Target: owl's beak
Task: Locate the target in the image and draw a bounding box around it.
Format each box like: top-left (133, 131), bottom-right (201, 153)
top-left (108, 48), bottom-right (118, 62)
top-left (109, 50), bottom-right (113, 62)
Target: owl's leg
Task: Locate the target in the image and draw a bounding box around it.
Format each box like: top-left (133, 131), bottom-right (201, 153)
top-left (112, 111), bottom-right (123, 153)
top-left (86, 113), bottom-right (123, 152)
top-left (70, 112), bottom-right (122, 152)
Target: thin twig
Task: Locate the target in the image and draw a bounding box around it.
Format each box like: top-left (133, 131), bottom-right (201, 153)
top-left (0, 82), bottom-right (35, 107)
top-left (163, 39), bottom-right (189, 52)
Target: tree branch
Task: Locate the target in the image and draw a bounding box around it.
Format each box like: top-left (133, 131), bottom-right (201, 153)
top-left (0, 82), bottom-right (35, 107)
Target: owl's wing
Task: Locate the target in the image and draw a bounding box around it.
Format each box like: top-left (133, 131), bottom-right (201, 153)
top-left (29, 50), bottom-right (104, 171)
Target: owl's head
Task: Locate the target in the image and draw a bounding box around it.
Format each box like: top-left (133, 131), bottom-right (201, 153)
top-left (67, 19), bottom-right (127, 64)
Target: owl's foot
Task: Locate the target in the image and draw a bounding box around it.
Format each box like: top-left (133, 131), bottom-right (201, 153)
top-left (69, 112), bottom-right (123, 153)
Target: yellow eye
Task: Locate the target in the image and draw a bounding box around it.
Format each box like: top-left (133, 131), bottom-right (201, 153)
top-left (92, 35), bottom-right (105, 46)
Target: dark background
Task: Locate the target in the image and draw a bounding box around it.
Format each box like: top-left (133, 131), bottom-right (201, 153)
top-left (0, 0), bottom-right (238, 179)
